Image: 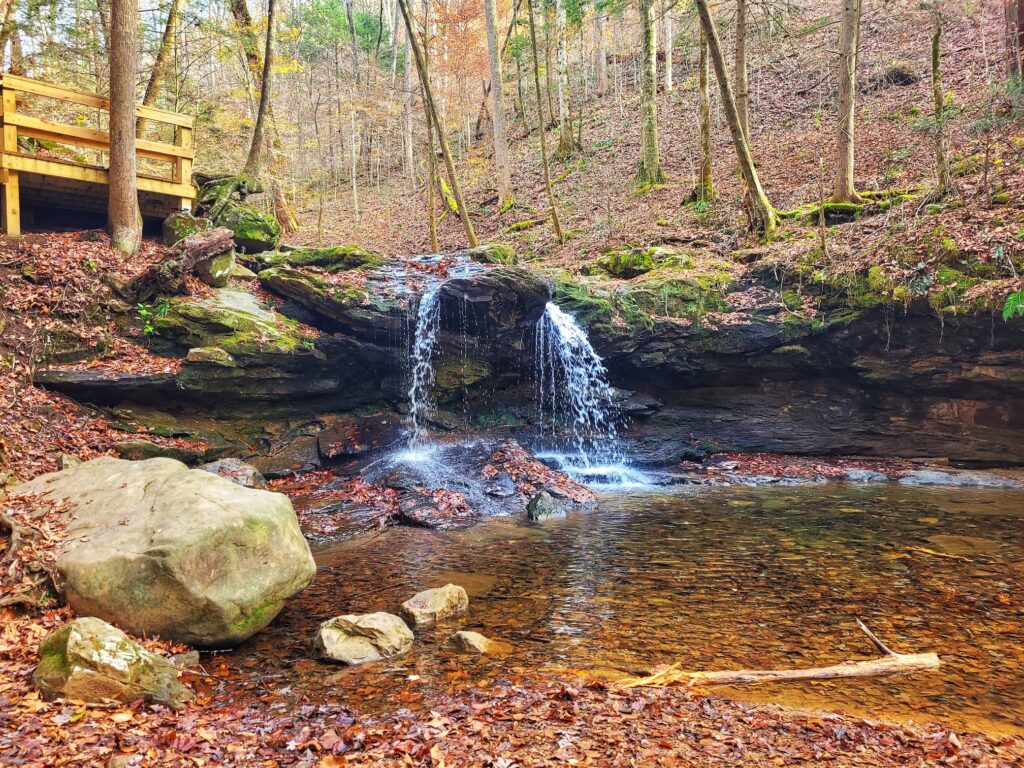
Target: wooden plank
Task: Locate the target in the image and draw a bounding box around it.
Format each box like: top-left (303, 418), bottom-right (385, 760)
top-left (1, 153), bottom-right (194, 199)
top-left (7, 114), bottom-right (193, 161)
top-left (0, 74), bottom-right (194, 127)
top-left (3, 169), bottom-right (20, 236)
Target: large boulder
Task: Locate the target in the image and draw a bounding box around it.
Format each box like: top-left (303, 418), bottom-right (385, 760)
top-left (15, 457), bottom-right (316, 647)
top-left (400, 584), bottom-right (469, 626)
top-left (34, 617), bottom-right (193, 709)
top-left (313, 612), bottom-right (414, 664)
top-left (258, 245), bottom-right (385, 272)
top-left (162, 211), bottom-right (212, 246)
top-left (195, 250), bottom-right (237, 288)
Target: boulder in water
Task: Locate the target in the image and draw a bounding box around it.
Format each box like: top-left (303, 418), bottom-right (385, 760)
top-left (14, 457), bottom-right (316, 647)
top-left (527, 490), bottom-right (562, 520)
top-left (313, 612), bottom-right (414, 664)
top-left (34, 617), bottom-right (193, 709)
top-left (400, 584), bottom-right (469, 625)
top-left (446, 630), bottom-right (512, 654)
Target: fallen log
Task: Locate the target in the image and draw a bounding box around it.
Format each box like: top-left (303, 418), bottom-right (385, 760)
top-left (131, 227), bottom-right (235, 302)
top-left (619, 620), bottom-right (940, 689)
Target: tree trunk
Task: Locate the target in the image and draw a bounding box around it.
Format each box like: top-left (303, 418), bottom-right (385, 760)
top-left (594, 7), bottom-right (607, 96)
top-left (137, 0), bottom-right (183, 137)
top-left (526, 0), bottom-right (564, 242)
top-left (636, 0), bottom-right (664, 188)
top-left (735, 0), bottom-right (748, 140)
top-left (484, 0), bottom-right (514, 206)
top-left (833, 0), bottom-right (863, 203)
top-left (423, 0), bottom-right (438, 250)
top-left (929, 2), bottom-right (953, 200)
top-left (1006, 0), bottom-right (1023, 77)
top-left (662, 0), bottom-right (673, 92)
top-left (398, 0), bottom-right (479, 247)
top-left (695, 27), bottom-right (714, 200)
top-left (694, 0), bottom-right (777, 234)
top-left (108, 0), bottom-right (142, 256)
top-left (243, 0), bottom-right (276, 178)
top-left (345, 0), bottom-right (361, 82)
top-left (230, 0), bottom-right (261, 86)
top-left (403, 21), bottom-right (415, 186)
top-left (555, 0), bottom-right (574, 155)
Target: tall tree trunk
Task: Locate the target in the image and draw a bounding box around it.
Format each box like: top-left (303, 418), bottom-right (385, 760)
top-left (350, 105), bottom-right (360, 221)
top-left (1006, 0), bottom-right (1023, 77)
top-left (526, 0), bottom-right (564, 242)
top-left (402, 21), bottom-right (415, 186)
top-left (230, 0), bottom-right (261, 85)
top-left (345, 0), bottom-right (361, 82)
top-left (399, 0), bottom-right (479, 247)
top-left (137, 0), bottom-right (183, 137)
top-left (108, 0), bottom-right (142, 256)
top-left (243, 0), bottom-right (276, 178)
top-left (833, 0), bottom-right (863, 203)
top-left (929, 2), bottom-right (953, 200)
top-left (555, 0), bottom-right (574, 155)
top-left (484, 0), bottom-right (514, 206)
top-left (594, 7), bottom-right (607, 96)
top-left (636, 0), bottom-right (664, 188)
top-left (694, 0), bottom-right (777, 234)
top-left (662, 0), bottom-right (673, 92)
top-left (423, 0), bottom-right (438, 250)
top-left (695, 28), bottom-right (714, 200)
top-left (735, 0), bottom-right (748, 140)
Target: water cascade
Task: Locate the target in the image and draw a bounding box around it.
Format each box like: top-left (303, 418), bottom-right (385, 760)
top-left (534, 302), bottom-right (647, 486)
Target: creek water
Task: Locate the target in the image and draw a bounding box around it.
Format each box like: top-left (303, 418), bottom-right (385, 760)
top-left (217, 484), bottom-right (1024, 737)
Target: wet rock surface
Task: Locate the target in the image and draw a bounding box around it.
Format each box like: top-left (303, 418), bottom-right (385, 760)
top-left (401, 584), bottom-right (469, 625)
top-left (313, 612), bottom-right (414, 665)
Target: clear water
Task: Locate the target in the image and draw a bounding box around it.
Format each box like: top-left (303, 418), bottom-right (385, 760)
top-left (219, 484), bottom-right (1024, 737)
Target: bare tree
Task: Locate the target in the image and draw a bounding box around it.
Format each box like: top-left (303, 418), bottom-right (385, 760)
top-left (555, 0), bottom-right (575, 155)
top-left (243, 0), bottom-right (276, 177)
top-left (735, 0), bottom-right (749, 140)
top-left (833, 0), bottom-right (864, 203)
top-left (527, 0), bottom-right (564, 242)
top-left (137, 0), bottom-right (183, 137)
top-left (594, 4), bottom-right (608, 95)
top-left (694, 27), bottom-right (714, 200)
top-left (108, 0), bottom-right (141, 256)
top-left (662, 0), bottom-right (673, 92)
top-left (637, 0), bottom-right (664, 187)
top-left (1007, 0), bottom-right (1023, 77)
top-left (927, 1), bottom-right (954, 200)
top-left (484, 0), bottom-right (514, 206)
top-left (694, 0), bottom-right (777, 233)
top-left (399, 0), bottom-right (479, 247)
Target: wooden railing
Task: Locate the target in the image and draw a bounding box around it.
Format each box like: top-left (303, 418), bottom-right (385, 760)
top-left (0, 73), bottom-right (196, 236)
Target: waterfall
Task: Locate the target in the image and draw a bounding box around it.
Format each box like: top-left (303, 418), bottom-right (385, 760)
top-left (405, 258), bottom-right (481, 443)
top-left (535, 302), bottom-right (647, 486)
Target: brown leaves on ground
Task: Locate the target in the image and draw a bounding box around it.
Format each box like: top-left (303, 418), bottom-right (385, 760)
top-left (490, 442), bottom-right (596, 504)
top-left (704, 452), bottom-right (917, 480)
top-left (0, 493), bottom-right (70, 610)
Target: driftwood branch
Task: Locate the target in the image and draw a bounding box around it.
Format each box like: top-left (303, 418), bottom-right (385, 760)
top-left (619, 621), bottom-right (940, 689)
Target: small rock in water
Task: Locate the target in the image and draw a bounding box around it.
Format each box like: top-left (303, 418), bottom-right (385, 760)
top-left (446, 630), bottom-right (512, 654)
top-left (34, 617), bottom-right (193, 710)
top-left (401, 584), bottom-right (469, 625)
top-left (527, 490), bottom-right (562, 521)
top-left (845, 469), bottom-right (889, 483)
top-left (199, 458), bottom-right (268, 489)
top-left (898, 469), bottom-right (1022, 488)
top-left (313, 612), bottom-right (414, 665)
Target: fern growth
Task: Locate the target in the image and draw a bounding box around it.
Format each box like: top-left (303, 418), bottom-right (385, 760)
top-left (1004, 290), bottom-right (1024, 321)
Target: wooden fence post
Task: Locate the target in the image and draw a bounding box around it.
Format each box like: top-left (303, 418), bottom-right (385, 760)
top-left (0, 81), bottom-right (21, 236)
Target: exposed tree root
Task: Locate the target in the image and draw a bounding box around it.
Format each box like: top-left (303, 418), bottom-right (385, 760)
top-left (0, 496), bottom-right (65, 611)
top-left (618, 620), bottom-right (940, 689)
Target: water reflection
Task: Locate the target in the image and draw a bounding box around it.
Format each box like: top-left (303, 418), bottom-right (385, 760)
top-left (228, 485), bottom-right (1024, 736)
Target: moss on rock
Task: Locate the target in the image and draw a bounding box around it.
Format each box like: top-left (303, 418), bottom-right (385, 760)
top-left (215, 202), bottom-right (281, 253)
top-left (260, 245), bottom-right (384, 272)
top-left (162, 211), bottom-right (212, 246)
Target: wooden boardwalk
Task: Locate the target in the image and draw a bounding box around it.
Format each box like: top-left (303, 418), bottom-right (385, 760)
top-left (0, 73), bottom-right (196, 236)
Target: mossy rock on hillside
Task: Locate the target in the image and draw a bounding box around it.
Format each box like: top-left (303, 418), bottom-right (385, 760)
top-left (260, 245), bottom-right (385, 272)
top-left (152, 287), bottom-right (308, 355)
top-left (552, 280), bottom-right (651, 331)
top-left (626, 274), bottom-right (731, 318)
top-left (258, 267), bottom-right (368, 313)
top-left (162, 211), bottom-right (213, 246)
top-left (215, 202), bottom-right (281, 254)
top-left (195, 251), bottom-right (237, 288)
top-left (597, 247), bottom-right (654, 278)
top-left (466, 243), bottom-right (517, 265)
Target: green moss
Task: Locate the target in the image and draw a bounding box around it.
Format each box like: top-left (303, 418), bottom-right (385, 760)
top-left (162, 211), bottom-right (212, 246)
top-left (466, 243), bottom-right (517, 265)
top-left (597, 246), bottom-right (654, 278)
top-left (261, 245), bottom-right (384, 272)
top-left (928, 266), bottom-right (984, 313)
top-left (215, 202), bottom-right (281, 253)
top-left (552, 280), bottom-right (652, 331)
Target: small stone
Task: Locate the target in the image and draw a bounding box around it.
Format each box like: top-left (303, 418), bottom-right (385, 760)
top-left (195, 251), bottom-right (237, 288)
top-left (313, 612), bottom-right (413, 665)
top-left (33, 617), bottom-right (193, 710)
top-left (185, 346), bottom-right (236, 366)
top-left (199, 458), bottom-right (267, 489)
top-left (446, 630), bottom-right (512, 654)
top-left (845, 469), bottom-right (889, 483)
top-left (401, 584), bottom-right (469, 625)
top-left (527, 490), bottom-right (559, 520)
top-left (59, 454), bottom-right (81, 470)
top-left (228, 264), bottom-right (259, 281)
